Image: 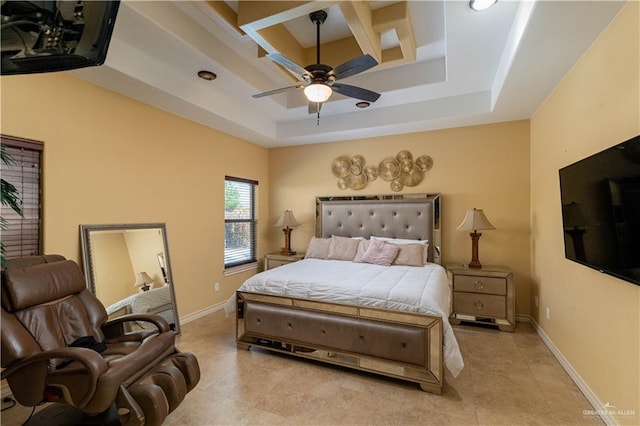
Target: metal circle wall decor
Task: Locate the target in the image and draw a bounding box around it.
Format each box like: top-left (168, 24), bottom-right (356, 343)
top-left (331, 155), bottom-right (352, 178)
top-left (378, 157), bottom-right (401, 181)
top-left (365, 165), bottom-right (379, 181)
top-left (416, 155), bottom-right (434, 172)
top-left (337, 177), bottom-right (348, 190)
top-left (350, 155), bottom-right (365, 176)
top-left (399, 167), bottom-right (424, 187)
top-left (347, 173), bottom-right (368, 190)
top-left (332, 151), bottom-right (434, 191)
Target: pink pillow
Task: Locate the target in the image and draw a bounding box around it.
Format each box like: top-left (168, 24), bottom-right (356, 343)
top-left (361, 239), bottom-right (399, 266)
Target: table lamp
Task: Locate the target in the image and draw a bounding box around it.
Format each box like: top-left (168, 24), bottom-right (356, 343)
top-left (134, 272), bottom-right (154, 292)
top-left (457, 208), bottom-right (495, 269)
top-left (274, 210), bottom-right (299, 256)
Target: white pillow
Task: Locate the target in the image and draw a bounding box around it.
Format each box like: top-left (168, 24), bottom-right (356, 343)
top-left (327, 236), bottom-right (360, 261)
top-left (370, 236), bottom-right (429, 264)
top-left (305, 237), bottom-right (331, 259)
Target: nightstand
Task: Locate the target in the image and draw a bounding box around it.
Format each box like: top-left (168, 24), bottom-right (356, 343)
top-left (264, 252), bottom-right (306, 270)
top-left (447, 264), bottom-right (515, 332)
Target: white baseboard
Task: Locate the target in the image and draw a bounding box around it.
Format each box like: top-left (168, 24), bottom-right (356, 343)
top-left (530, 319), bottom-right (615, 426)
top-left (515, 314), bottom-right (531, 323)
top-left (179, 301), bottom-right (226, 325)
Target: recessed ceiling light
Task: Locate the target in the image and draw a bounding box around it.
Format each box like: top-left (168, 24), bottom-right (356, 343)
top-left (197, 70), bottom-right (217, 81)
top-left (469, 0), bottom-right (497, 11)
top-left (356, 101), bottom-right (370, 108)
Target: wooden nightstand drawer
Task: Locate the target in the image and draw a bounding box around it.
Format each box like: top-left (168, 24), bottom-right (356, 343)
top-left (454, 292), bottom-right (506, 318)
top-left (267, 259), bottom-right (291, 269)
top-left (454, 275), bottom-right (506, 295)
top-left (264, 253), bottom-right (306, 270)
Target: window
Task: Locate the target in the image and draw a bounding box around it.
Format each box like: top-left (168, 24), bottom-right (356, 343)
top-left (224, 176), bottom-right (258, 269)
top-left (1, 135), bottom-right (43, 260)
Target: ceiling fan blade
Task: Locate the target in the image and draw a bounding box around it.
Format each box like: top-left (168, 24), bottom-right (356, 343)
top-left (331, 83), bottom-right (381, 102)
top-left (308, 102), bottom-right (323, 114)
top-left (253, 84), bottom-right (303, 98)
top-left (331, 54), bottom-right (378, 80)
top-left (266, 53), bottom-right (312, 82)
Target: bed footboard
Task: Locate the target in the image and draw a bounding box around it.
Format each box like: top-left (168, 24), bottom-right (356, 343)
top-left (236, 291), bottom-right (444, 394)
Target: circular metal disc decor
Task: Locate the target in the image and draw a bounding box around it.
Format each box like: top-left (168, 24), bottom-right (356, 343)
top-left (390, 180), bottom-right (404, 192)
top-left (378, 157), bottom-right (401, 181)
top-left (347, 173), bottom-right (368, 190)
top-left (337, 178), bottom-right (348, 190)
top-left (399, 167), bottom-right (424, 187)
top-left (365, 165), bottom-right (378, 181)
top-left (416, 155), bottom-right (434, 172)
top-left (350, 155), bottom-right (365, 176)
top-left (396, 150), bottom-right (413, 163)
top-left (332, 156), bottom-right (352, 178)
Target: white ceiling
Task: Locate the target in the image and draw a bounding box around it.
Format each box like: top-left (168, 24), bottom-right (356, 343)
top-left (71, 0), bottom-right (625, 148)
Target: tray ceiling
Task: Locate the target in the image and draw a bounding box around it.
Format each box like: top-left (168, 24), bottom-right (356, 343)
top-left (71, 0), bottom-right (625, 147)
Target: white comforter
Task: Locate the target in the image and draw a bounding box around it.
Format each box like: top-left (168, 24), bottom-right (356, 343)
top-left (231, 258), bottom-right (464, 377)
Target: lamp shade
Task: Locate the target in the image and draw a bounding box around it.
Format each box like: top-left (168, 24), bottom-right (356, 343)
top-left (134, 272), bottom-right (154, 288)
top-left (274, 210), bottom-right (300, 229)
top-left (304, 83), bottom-right (332, 103)
top-left (457, 208), bottom-right (495, 232)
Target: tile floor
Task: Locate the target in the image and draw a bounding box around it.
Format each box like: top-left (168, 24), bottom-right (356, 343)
top-left (1, 311), bottom-right (604, 425)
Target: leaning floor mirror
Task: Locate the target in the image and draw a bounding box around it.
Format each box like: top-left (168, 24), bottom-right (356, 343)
top-left (80, 223), bottom-right (180, 334)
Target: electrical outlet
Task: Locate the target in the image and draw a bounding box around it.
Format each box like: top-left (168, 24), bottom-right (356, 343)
top-left (214, 282), bottom-right (220, 292)
top-left (534, 295), bottom-right (539, 307)
top-left (545, 306), bottom-right (550, 320)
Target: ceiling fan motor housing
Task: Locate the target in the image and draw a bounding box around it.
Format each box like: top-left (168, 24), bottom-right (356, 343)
top-left (309, 10), bottom-right (328, 25)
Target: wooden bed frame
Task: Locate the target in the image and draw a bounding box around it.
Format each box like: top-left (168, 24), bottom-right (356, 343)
top-left (236, 194), bottom-right (446, 393)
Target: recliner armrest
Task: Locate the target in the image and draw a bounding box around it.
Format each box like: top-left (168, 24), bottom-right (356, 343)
top-left (1, 347), bottom-right (108, 408)
top-left (103, 313), bottom-right (171, 340)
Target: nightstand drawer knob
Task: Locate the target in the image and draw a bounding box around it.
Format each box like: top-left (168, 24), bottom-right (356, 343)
top-left (474, 301), bottom-right (484, 310)
top-left (474, 280), bottom-right (485, 290)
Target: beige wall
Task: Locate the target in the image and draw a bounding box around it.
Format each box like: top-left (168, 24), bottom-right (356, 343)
top-left (0, 73), bottom-right (270, 317)
top-left (530, 2), bottom-right (639, 424)
top-left (91, 232), bottom-right (133, 306)
top-left (269, 120), bottom-right (532, 316)
top-left (125, 229), bottom-right (166, 290)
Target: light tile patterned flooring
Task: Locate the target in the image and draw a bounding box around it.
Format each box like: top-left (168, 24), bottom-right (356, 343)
top-left (2, 310), bottom-right (604, 425)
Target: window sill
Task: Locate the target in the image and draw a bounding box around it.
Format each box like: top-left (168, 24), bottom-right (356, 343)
top-left (224, 262), bottom-right (258, 277)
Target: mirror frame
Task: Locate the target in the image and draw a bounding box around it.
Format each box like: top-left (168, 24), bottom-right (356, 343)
top-left (80, 222), bottom-right (180, 334)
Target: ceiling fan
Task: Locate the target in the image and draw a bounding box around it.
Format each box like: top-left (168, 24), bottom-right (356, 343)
top-left (252, 10), bottom-right (381, 116)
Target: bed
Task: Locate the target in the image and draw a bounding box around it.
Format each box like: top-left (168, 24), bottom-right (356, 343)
top-left (106, 285), bottom-right (175, 330)
top-left (233, 194), bottom-right (463, 393)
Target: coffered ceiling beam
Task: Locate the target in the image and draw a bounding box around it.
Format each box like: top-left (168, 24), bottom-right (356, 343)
top-left (237, 1), bottom-right (339, 80)
top-left (338, 2), bottom-right (382, 63)
top-left (372, 2), bottom-right (416, 64)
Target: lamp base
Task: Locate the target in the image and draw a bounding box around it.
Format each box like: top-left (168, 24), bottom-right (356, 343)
top-left (468, 260), bottom-right (482, 269)
top-left (468, 231), bottom-right (483, 269)
top-left (280, 228), bottom-right (296, 256)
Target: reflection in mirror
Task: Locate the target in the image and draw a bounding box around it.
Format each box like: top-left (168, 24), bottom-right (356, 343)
top-left (80, 223), bottom-right (180, 334)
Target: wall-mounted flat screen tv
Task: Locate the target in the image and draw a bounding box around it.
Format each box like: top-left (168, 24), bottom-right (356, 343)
top-left (559, 135), bottom-right (640, 286)
top-left (1, 1), bottom-right (119, 75)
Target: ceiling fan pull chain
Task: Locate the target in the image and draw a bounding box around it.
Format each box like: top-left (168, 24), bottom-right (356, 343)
top-left (317, 108), bottom-right (320, 126)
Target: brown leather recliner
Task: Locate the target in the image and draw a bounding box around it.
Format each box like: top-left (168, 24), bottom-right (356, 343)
top-left (1, 255), bottom-right (200, 426)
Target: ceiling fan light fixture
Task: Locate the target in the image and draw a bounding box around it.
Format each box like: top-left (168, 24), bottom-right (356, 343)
top-left (469, 0), bottom-right (497, 11)
top-left (304, 83), bottom-right (332, 103)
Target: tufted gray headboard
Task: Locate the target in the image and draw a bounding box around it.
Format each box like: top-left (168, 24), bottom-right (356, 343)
top-left (316, 194), bottom-right (441, 264)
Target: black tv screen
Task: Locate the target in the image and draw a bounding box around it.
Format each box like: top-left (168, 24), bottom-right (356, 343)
top-left (559, 135), bottom-right (640, 286)
top-left (1, 1), bottom-right (119, 75)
